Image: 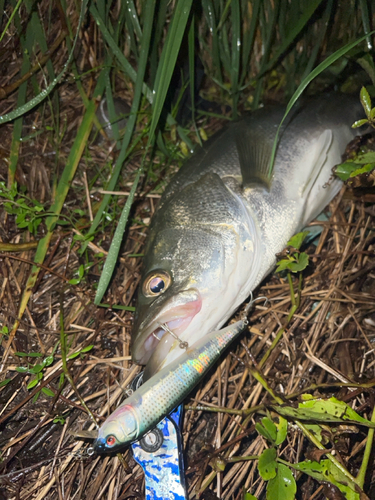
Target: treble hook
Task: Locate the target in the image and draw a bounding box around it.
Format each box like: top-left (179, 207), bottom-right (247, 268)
top-left (158, 322), bottom-right (189, 350)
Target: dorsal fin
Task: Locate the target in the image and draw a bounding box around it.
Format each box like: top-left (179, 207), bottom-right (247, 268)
top-left (235, 128), bottom-right (273, 190)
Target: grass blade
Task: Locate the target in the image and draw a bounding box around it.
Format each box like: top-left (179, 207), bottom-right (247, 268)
top-left (259, 0), bottom-right (325, 77)
top-left (2, 100), bottom-right (96, 367)
top-left (94, 0), bottom-right (157, 303)
top-left (148, 0), bottom-right (194, 146)
top-left (267, 31), bottom-right (375, 179)
top-left (0, 0), bottom-right (88, 125)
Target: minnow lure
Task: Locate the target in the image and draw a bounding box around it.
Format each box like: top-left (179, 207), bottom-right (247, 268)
top-left (93, 317), bottom-right (247, 452)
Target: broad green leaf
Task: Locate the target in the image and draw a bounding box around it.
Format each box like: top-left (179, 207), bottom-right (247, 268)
top-left (243, 493), bottom-right (257, 500)
top-left (357, 54), bottom-right (375, 87)
top-left (275, 417), bottom-right (288, 445)
top-left (267, 464), bottom-right (296, 500)
top-left (288, 252), bottom-right (309, 273)
top-left (69, 278), bottom-right (80, 285)
top-left (273, 404), bottom-right (375, 426)
top-left (360, 86), bottom-right (372, 117)
top-left (43, 355), bottom-right (54, 367)
top-left (27, 378), bottom-right (39, 390)
top-left (335, 162), bottom-right (358, 181)
top-left (287, 231), bottom-right (310, 250)
top-left (293, 460), bottom-right (359, 500)
top-left (299, 397), bottom-right (374, 426)
top-left (303, 424), bottom-right (323, 442)
top-left (258, 448), bottom-right (277, 480)
top-left (275, 258), bottom-right (294, 273)
top-left (349, 163), bottom-right (375, 177)
top-left (256, 417), bottom-right (277, 443)
top-left (29, 364), bottom-right (43, 374)
top-left (53, 416), bottom-right (66, 425)
top-left (148, 0), bottom-right (193, 145)
top-left (353, 152), bottom-right (375, 164)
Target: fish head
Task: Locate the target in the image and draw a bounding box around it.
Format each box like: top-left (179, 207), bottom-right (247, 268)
top-left (132, 173), bottom-right (257, 379)
top-left (132, 226), bottom-right (224, 367)
top-left (93, 404), bottom-right (139, 452)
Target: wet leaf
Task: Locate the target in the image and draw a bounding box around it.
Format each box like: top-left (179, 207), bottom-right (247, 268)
top-left (288, 252), bottom-right (309, 273)
top-left (258, 448), bottom-right (277, 480)
top-left (287, 231), bottom-right (309, 250)
top-left (349, 163), bottom-right (375, 177)
top-left (360, 86), bottom-right (371, 117)
top-left (334, 162), bottom-right (360, 181)
top-left (243, 493), bottom-right (257, 500)
top-left (275, 417), bottom-right (288, 445)
top-left (27, 377), bottom-right (39, 389)
top-left (292, 460), bottom-right (359, 500)
top-left (43, 355), bottom-right (54, 367)
top-left (256, 417), bottom-right (277, 443)
top-left (352, 118), bottom-right (369, 128)
top-left (299, 397), bottom-right (374, 426)
top-left (69, 278), bottom-right (80, 285)
top-left (29, 364), bottom-right (43, 374)
top-left (275, 258), bottom-right (294, 273)
top-left (354, 151), bottom-right (375, 164)
top-left (267, 463), bottom-right (296, 500)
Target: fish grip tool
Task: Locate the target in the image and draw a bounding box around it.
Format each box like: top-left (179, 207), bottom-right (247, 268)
top-left (130, 372), bottom-right (188, 500)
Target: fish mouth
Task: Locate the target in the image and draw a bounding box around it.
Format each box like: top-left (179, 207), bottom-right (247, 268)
top-left (132, 289), bottom-right (202, 366)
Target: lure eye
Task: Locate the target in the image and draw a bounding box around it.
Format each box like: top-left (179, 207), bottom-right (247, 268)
top-left (106, 435), bottom-right (117, 447)
top-left (142, 270), bottom-right (171, 298)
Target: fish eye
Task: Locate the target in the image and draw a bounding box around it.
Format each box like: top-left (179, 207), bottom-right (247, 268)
top-left (142, 270), bottom-right (171, 298)
top-left (106, 435), bottom-right (117, 447)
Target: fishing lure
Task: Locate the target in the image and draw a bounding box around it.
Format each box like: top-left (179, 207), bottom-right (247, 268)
top-left (93, 317), bottom-right (248, 452)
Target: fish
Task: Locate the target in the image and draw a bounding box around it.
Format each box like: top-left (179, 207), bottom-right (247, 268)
top-left (131, 93), bottom-right (362, 380)
top-left (93, 317), bottom-right (247, 452)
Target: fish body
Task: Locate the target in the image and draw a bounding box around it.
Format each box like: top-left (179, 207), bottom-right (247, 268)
top-left (93, 319), bottom-right (246, 452)
top-left (132, 94), bottom-right (362, 379)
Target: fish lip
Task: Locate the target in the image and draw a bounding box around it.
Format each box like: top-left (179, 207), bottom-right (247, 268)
top-left (132, 289), bottom-right (202, 365)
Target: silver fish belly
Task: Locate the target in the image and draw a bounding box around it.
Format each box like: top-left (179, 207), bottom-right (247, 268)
top-left (93, 319), bottom-right (246, 452)
top-left (132, 94), bottom-right (362, 379)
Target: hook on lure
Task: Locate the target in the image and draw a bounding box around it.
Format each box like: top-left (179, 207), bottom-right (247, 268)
top-left (155, 322), bottom-right (189, 350)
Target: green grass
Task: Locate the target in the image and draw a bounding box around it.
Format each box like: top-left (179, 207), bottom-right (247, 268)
top-left (0, 1), bottom-right (374, 496)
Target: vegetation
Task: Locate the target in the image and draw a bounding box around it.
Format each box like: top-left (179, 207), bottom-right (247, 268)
top-left (0, 1), bottom-right (374, 499)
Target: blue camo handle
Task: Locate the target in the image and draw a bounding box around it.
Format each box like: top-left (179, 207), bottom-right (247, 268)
top-left (131, 405), bottom-right (187, 500)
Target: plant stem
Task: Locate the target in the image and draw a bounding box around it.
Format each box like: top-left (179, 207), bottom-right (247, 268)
top-left (287, 271), bottom-right (296, 308)
top-left (259, 271), bottom-right (301, 369)
top-left (356, 403), bottom-right (375, 487)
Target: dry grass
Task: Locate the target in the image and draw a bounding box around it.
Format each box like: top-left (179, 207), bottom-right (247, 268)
top-left (1, 2), bottom-right (375, 499)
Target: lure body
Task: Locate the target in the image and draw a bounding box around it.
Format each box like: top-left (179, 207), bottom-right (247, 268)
top-left (93, 319), bottom-right (246, 452)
